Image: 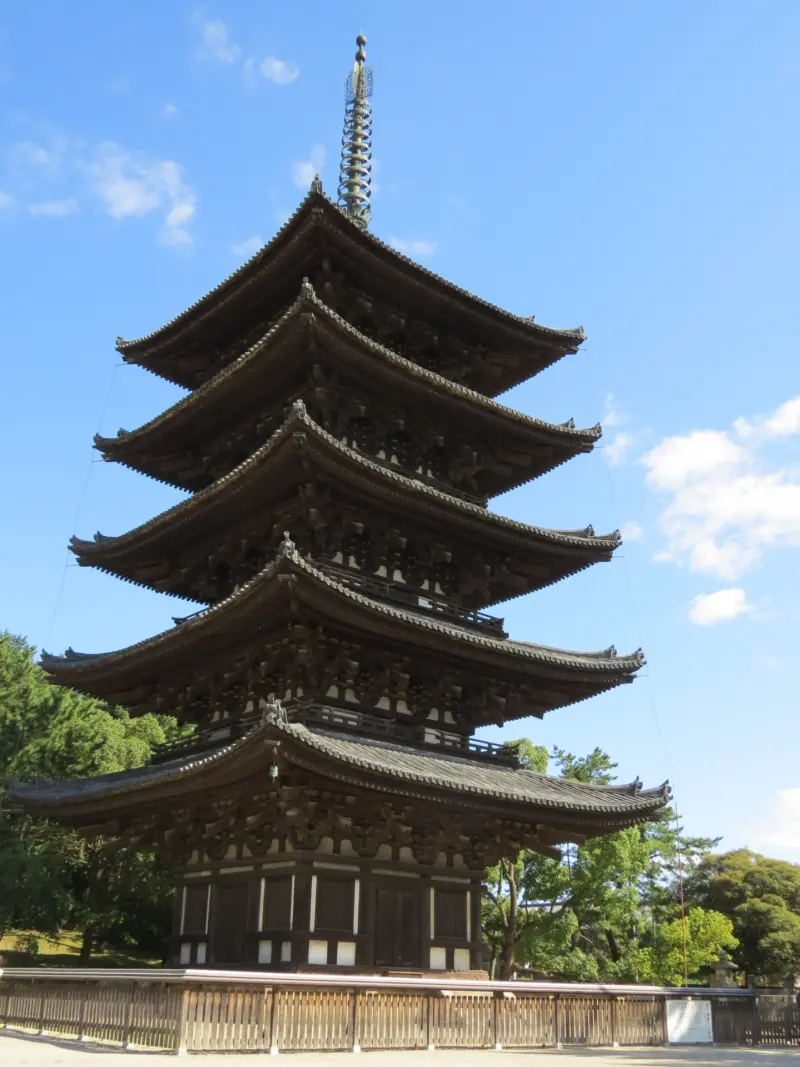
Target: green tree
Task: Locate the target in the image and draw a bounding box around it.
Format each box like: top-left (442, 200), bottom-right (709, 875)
top-left (0, 631), bottom-right (188, 962)
top-left (648, 907), bottom-right (738, 985)
top-left (482, 739), bottom-right (548, 978)
top-left (685, 849), bottom-right (800, 980)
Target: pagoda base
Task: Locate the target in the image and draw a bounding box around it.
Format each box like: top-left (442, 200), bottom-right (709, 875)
top-left (170, 836), bottom-right (484, 973)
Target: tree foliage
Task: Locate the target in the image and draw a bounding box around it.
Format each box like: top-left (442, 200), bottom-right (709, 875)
top-left (482, 741), bottom-right (729, 983)
top-left (0, 632), bottom-right (187, 960)
top-left (685, 849), bottom-right (800, 981)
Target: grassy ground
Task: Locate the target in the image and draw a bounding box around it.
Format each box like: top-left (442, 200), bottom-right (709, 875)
top-left (0, 930), bottom-right (160, 968)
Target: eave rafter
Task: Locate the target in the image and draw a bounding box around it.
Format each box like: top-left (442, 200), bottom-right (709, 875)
top-left (8, 718), bottom-right (668, 838)
top-left (114, 187), bottom-right (584, 395)
top-left (73, 403), bottom-right (621, 606)
top-left (43, 537), bottom-right (643, 723)
top-left (96, 281), bottom-right (599, 495)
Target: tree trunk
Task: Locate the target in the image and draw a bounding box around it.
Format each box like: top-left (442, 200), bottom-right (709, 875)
top-left (497, 860), bottom-right (518, 980)
top-left (78, 927), bottom-right (95, 965)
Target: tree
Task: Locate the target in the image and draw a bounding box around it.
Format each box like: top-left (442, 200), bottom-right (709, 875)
top-left (0, 632), bottom-right (189, 961)
top-left (482, 742), bottom-right (719, 982)
top-left (685, 849), bottom-right (800, 980)
top-left (649, 907), bottom-right (738, 986)
top-left (482, 739), bottom-right (548, 978)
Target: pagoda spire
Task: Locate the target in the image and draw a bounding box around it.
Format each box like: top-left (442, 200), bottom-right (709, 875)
top-left (337, 34), bottom-right (373, 229)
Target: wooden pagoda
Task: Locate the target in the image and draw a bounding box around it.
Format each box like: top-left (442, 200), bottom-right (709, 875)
top-left (11, 39), bottom-right (667, 974)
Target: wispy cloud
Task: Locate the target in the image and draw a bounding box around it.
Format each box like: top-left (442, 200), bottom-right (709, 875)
top-left (0, 190), bottom-right (14, 210)
top-left (605, 432), bottom-right (632, 467)
top-left (389, 236), bottom-right (438, 257)
top-left (292, 143), bottom-right (326, 189)
top-left (85, 143), bottom-right (196, 245)
top-left (620, 521), bottom-right (644, 542)
top-left (641, 394), bottom-right (800, 580)
top-left (27, 198), bottom-right (79, 217)
top-left (751, 787), bottom-right (800, 855)
top-left (195, 17), bottom-right (241, 64)
top-left (232, 234), bottom-right (263, 258)
top-left (163, 102), bottom-right (179, 118)
top-left (4, 129), bottom-right (196, 246)
top-left (603, 393), bottom-right (625, 429)
top-left (689, 588), bottom-right (752, 626)
top-left (261, 56), bottom-right (299, 85)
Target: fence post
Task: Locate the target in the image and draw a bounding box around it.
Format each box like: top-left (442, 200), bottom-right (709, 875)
top-left (426, 991), bottom-right (434, 1051)
top-left (122, 982), bottom-right (137, 1049)
top-left (37, 981), bottom-right (48, 1036)
top-left (351, 989), bottom-right (361, 1053)
top-left (175, 986), bottom-right (190, 1056)
top-left (268, 986), bottom-right (279, 1056)
top-left (660, 995), bottom-right (669, 1045)
top-left (492, 992), bottom-right (501, 1050)
top-left (609, 996), bottom-right (618, 1047)
top-left (77, 982), bottom-right (89, 1041)
top-left (753, 995), bottom-right (761, 1047)
top-left (0, 980), bottom-right (9, 1028)
top-left (554, 994), bottom-right (562, 1049)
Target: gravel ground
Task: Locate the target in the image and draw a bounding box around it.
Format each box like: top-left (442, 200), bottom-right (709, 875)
top-left (3, 1030), bottom-right (800, 1065)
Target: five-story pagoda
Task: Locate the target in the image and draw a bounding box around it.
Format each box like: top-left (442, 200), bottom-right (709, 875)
top-left (12, 37), bottom-right (667, 973)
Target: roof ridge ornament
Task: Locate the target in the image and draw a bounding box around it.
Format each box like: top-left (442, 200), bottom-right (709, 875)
top-left (279, 530), bottom-right (296, 557)
top-left (310, 174), bottom-right (323, 195)
top-left (337, 34), bottom-right (373, 230)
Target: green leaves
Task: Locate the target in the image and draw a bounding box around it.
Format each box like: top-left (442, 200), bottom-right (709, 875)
top-left (482, 742), bottom-right (724, 982)
top-left (0, 632), bottom-right (182, 959)
top-left (686, 849), bottom-right (800, 980)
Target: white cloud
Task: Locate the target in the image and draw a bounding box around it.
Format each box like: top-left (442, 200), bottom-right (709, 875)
top-left (232, 234), bottom-right (263, 258)
top-left (605, 432), bottom-right (632, 467)
top-left (260, 56), bottom-right (299, 85)
top-left (292, 143), bottom-right (326, 189)
top-left (196, 18), bottom-right (241, 64)
top-left (0, 190), bottom-right (14, 209)
top-left (10, 140), bottom-right (56, 169)
top-left (603, 393), bottom-right (625, 429)
top-left (86, 143), bottom-right (196, 245)
top-left (641, 396), bottom-right (800, 580)
top-left (27, 198), bottom-right (79, 217)
top-left (163, 102), bottom-right (179, 118)
top-left (688, 588), bottom-right (752, 626)
top-left (620, 521), bottom-right (644, 542)
top-left (735, 396), bottom-right (800, 440)
top-left (389, 236), bottom-right (438, 257)
top-left (752, 788), bottom-right (800, 854)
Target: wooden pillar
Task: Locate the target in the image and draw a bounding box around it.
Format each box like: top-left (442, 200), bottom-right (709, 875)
top-left (554, 993), bottom-right (562, 1049)
top-left (610, 995), bottom-right (618, 1047)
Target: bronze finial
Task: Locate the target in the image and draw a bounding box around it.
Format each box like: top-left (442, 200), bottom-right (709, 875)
top-left (337, 34), bottom-right (373, 229)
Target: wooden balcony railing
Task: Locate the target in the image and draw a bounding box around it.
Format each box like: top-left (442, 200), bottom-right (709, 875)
top-left (318, 562), bottom-right (507, 637)
top-left (150, 704), bottom-right (518, 767)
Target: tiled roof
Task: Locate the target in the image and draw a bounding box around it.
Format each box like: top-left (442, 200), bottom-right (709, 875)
top-left (116, 187), bottom-right (584, 359)
top-left (8, 718), bottom-right (668, 820)
top-left (44, 536), bottom-right (643, 677)
top-left (75, 402), bottom-right (619, 564)
top-left (97, 281), bottom-right (599, 459)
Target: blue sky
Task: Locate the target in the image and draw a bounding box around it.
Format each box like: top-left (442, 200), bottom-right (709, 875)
top-left (1, 3), bottom-right (799, 860)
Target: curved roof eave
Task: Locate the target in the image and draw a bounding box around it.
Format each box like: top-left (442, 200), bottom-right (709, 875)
top-left (74, 404), bottom-right (621, 563)
top-left (44, 536), bottom-right (644, 679)
top-left (98, 281), bottom-right (600, 461)
top-left (8, 719), bottom-right (668, 820)
top-left (116, 188), bottom-right (584, 361)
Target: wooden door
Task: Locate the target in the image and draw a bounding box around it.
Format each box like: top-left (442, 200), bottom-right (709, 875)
top-left (210, 883), bottom-right (249, 964)
top-left (374, 883), bottom-right (421, 968)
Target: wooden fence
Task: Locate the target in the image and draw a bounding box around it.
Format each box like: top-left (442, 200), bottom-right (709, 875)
top-left (0, 968), bottom-right (797, 1054)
